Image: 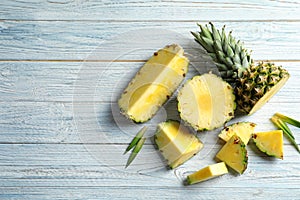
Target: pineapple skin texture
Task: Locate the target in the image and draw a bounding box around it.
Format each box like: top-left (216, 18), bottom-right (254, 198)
top-left (218, 122), bottom-right (256, 145)
top-left (154, 120), bottom-right (203, 169)
top-left (177, 73), bottom-right (236, 131)
top-left (252, 130), bottom-right (284, 159)
top-left (236, 62), bottom-right (290, 115)
top-left (216, 135), bottom-right (248, 174)
top-left (118, 44), bottom-right (189, 123)
top-left (187, 162), bottom-right (228, 185)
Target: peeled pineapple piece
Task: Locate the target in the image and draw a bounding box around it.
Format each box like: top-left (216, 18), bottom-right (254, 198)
top-left (216, 135), bottom-right (248, 174)
top-left (186, 162), bottom-right (228, 185)
top-left (178, 73), bottom-right (236, 131)
top-left (118, 44), bottom-right (189, 123)
top-left (252, 130), bottom-right (283, 159)
top-left (155, 120), bottom-right (203, 169)
top-left (218, 122), bottom-right (256, 145)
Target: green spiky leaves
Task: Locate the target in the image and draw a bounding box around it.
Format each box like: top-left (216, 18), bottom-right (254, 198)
top-left (191, 22), bottom-right (253, 83)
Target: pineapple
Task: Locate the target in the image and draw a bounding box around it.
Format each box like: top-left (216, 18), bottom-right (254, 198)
top-left (177, 73), bottom-right (236, 131)
top-left (218, 122), bottom-right (256, 145)
top-left (252, 130), bottom-right (283, 159)
top-left (192, 23), bottom-right (290, 115)
top-left (216, 135), bottom-right (248, 174)
top-left (154, 120), bottom-right (203, 169)
top-left (118, 44), bottom-right (189, 123)
top-left (186, 162), bottom-right (228, 185)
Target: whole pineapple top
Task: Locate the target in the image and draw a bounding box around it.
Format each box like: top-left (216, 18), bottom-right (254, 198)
top-left (191, 22), bottom-right (253, 84)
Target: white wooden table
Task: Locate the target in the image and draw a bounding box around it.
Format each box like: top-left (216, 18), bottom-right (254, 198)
top-left (0, 1), bottom-right (300, 199)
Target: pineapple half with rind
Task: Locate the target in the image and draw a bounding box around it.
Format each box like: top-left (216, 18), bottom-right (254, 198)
top-left (252, 130), bottom-right (284, 159)
top-left (177, 73), bottom-right (236, 131)
top-left (154, 120), bottom-right (203, 169)
top-left (216, 135), bottom-right (248, 174)
top-left (192, 23), bottom-right (290, 115)
top-left (118, 44), bottom-right (189, 123)
top-left (236, 62), bottom-right (290, 115)
top-left (218, 122), bottom-right (256, 145)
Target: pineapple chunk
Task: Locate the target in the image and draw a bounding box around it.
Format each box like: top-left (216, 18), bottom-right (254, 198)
top-left (118, 44), bottom-right (189, 123)
top-left (218, 122), bottom-right (256, 145)
top-left (177, 73), bottom-right (236, 131)
top-left (216, 135), bottom-right (248, 174)
top-left (186, 162), bottom-right (228, 185)
top-left (155, 120), bottom-right (203, 169)
top-left (252, 130), bottom-right (283, 159)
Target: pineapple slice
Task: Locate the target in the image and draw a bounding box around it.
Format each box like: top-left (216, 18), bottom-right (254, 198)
top-left (118, 44), bottom-right (189, 123)
top-left (216, 135), bottom-right (248, 174)
top-left (218, 122), bottom-right (256, 145)
top-left (155, 120), bottom-right (203, 169)
top-left (252, 130), bottom-right (283, 159)
top-left (177, 73), bottom-right (236, 131)
top-left (186, 162), bottom-right (228, 185)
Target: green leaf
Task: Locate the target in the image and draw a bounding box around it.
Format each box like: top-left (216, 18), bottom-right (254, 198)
top-left (124, 126), bottom-right (147, 154)
top-left (275, 113), bottom-right (300, 128)
top-left (125, 137), bottom-right (146, 168)
top-left (197, 23), bottom-right (212, 40)
top-left (271, 116), bottom-right (300, 153)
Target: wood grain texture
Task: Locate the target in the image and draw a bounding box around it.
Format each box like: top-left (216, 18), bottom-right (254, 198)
top-left (0, 0), bottom-right (300, 199)
top-left (0, 21), bottom-right (299, 60)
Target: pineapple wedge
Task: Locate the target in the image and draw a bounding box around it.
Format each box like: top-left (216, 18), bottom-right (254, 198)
top-left (118, 44), bottom-right (189, 123)
top-left (155, 120), bottom-right (203, 169)
top-left (186, 162), bottom-right (228, 185)
top-left (178, 73), bottom-right (236, 131)
top-left (218, 122), bottom-right (256, 145)
top-left (252, 130), bottom-right (283, 159)
top-left (216, 135), bottom-right (248, 174)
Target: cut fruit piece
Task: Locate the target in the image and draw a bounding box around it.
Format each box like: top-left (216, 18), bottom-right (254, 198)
top-left (154, 120), bottom-right (203, 169)
top-left (177, 73), bottom-right (236, 131)
top-left (216, 135), bottom-right (248, 174)
top-left (186, 162), bottom-right (228, 185)
top-left (218, 122), bottom-right (256, 144)
top-left (252, 130), bottom-right (283, 159)
top-left (118, 44), bottom-right (189, 123)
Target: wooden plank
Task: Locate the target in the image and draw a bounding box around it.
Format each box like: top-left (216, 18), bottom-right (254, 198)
top-left (0, 0), bottom-right (300, 21)
top-left (0, 62), bottom-right (298, 102)
top-left (0, 21), bottom-right (299, 60)
top-left (0, 187), bottom-right (299, 200)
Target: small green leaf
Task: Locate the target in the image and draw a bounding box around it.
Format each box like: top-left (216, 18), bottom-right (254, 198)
top-left (124, 126), bottom-right (147, 154)
top-left (125, 137), bottom-right (146, 168)
top-left (275, 113), bottom-right (300, 128)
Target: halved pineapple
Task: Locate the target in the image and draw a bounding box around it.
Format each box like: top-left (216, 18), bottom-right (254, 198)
top-left (218, 122), bottom-right (256, 145)
top-left (118, 44), bottom-right (189, 123)
top-left (177, 73), bottom-right (236, 131)
top-left (216, 135), bottom-right (248, 174)
top-left (186, 162), bottom-right (228, 185)
top-left (154, 120), bottom-right (203, 169)
top-left (252, 130), bottom-right (283, 159)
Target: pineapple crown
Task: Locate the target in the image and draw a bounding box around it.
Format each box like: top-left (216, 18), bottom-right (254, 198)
top-left (191, 22), bottom-right (253, 84)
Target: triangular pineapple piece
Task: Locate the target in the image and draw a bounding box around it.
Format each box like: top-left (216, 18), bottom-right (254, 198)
top-left (155, 120), bottom-right (203, 169)
top-left (177, 73), bottom-right (236, 131)
top-left (119, 44), bottom-right (189, 123)
top-left (186, 162), bottom-right (228, 185)
top-left (219, 122), bottom-right (256, 144)
top-left (216, 135), bottom-right (248, 174)
top-left (252, 130), bottom-right (283, 159)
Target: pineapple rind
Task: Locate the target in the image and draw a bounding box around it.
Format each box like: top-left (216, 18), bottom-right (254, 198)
top-left (118, 44), bottom-right (189, 123)
top-left (236, 62), bottom-right (290, 115)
